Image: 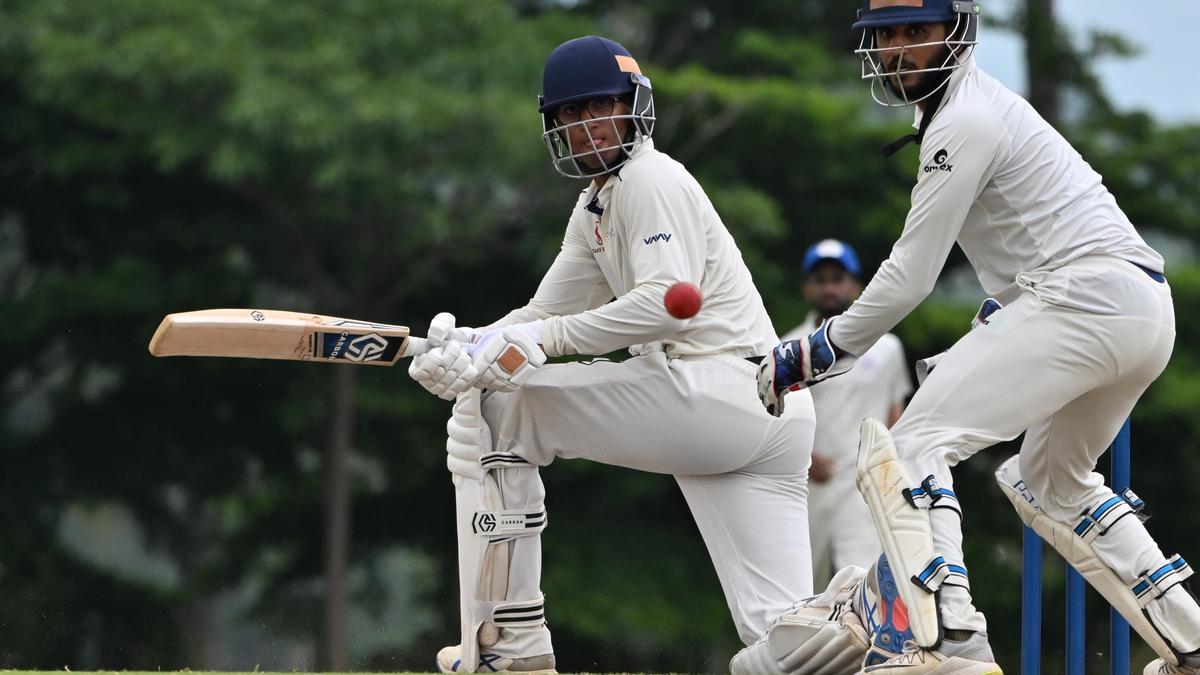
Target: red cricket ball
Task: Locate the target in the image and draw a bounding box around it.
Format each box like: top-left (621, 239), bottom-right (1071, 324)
top-left (664, 281), bottom-right (703, 319)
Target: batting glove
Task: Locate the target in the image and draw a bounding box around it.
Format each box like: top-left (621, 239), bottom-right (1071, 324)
top-left (408, 312), bottom-right (480, 400)
top-left (471, 322), bottom-right (546, 393)
top-left (425, 311), bottom-right (480, 347)
top-left (757, 318), bottom-right (844, 417)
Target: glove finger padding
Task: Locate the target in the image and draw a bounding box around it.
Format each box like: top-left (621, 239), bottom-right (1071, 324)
top-left (426, 312), bottom-right (457, 346)
top-left (408, 341), bottom-right (480, 400)
top-left (473, 325), bottom-right (546, 393)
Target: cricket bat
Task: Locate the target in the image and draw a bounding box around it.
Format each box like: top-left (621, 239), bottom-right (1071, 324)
top-left (148, 309), bottom-right (430, 365)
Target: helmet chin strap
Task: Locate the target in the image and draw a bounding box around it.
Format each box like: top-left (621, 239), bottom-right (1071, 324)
top-left (881, 70), bottom-right (952, 158)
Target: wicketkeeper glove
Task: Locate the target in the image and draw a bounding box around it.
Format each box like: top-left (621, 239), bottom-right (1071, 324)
top-left (757, 318), bottom-right (847, 417)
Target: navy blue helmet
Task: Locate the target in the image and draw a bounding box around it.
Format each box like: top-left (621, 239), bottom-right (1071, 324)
top-left (853, 0), bottom-right (981, 106)
top-left (538, 36), bottom-right (655, 179)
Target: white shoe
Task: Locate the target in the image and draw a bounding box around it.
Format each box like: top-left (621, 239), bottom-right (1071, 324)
top-left (435, 644), bottom-right (557, 673)
top-left (860, 631), bottom-right (1001, 674)
top-left (1144, 658), bottom-right (1200, 674)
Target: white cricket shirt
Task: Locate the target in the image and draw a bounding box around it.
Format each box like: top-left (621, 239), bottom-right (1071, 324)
top-left (497, 140), bottom-right (778, 358)
top-left (830, 59), bottom-right (1164, 356)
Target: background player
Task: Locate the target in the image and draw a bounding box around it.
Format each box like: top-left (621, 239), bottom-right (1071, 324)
top-left (408, 35), bottom-right (816, 673)
top-left (781, 239), bottom-right (910, 589)
top-left (758, 1), bottom-right (1200, 673)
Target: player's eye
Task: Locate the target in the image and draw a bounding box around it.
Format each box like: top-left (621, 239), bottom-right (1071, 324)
top-left (587, 97), bottom-right (615, 116)
top-left (557, 103), bottom-right (582, 123)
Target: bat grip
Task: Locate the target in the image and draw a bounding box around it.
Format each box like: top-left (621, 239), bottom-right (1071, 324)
top-left (403, 336), bottom-right (430, 358)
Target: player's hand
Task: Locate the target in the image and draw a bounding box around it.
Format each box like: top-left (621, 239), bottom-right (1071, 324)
top-left (810, 452), bottom-right (835, 484)
top-left (471, 322), bottom-right (546, 393)
top-left (757, 319), bottom-right (844, 417)
top-left (408, 312), bottom-right (480, 400)
top-left (409, 341), bottom-right (478, 400)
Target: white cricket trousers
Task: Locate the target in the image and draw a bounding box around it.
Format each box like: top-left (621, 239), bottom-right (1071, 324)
top-left (891, 256), bottom-right (1177, 633)
top-left (481, 351), bottom-right (815, 644)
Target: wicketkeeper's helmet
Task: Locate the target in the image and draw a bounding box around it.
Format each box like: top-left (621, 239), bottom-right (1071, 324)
top-left (853, 0), bottom-right (981, 107)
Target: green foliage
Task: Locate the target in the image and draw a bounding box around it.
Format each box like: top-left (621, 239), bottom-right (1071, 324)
top-left (1, 0), bottom-right (1197, 673)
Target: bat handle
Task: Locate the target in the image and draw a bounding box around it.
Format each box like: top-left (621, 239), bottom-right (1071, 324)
top-left (403, 336), bottom-right (430, 358)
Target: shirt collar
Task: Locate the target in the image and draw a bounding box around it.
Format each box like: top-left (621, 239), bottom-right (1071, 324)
top-left (585, 137), bottom-right (654, 210)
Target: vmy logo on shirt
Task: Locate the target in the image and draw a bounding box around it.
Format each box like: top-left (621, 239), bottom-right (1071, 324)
top-left (643, 232), bottom-right (673, 245)
top-left (923, 148), bottom-right (954, 174)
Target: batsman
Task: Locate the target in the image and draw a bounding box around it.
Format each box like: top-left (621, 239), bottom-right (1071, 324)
top-left (407, 36), bottom-right (816, 673)
top-left (757, 1), bottom-right (1200, 673)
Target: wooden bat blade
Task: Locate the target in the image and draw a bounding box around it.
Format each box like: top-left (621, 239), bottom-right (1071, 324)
top-left (149, 309), bottom-right (428, 366)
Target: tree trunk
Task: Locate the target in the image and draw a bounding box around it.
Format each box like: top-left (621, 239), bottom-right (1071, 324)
top-left (322, 365), bottom-right (357, 671)
top-left (1023, 0), bottom-right (1060, 127)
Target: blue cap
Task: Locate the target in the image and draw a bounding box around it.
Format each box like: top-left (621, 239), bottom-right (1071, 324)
top-left (802, 239), bottom-right (861, 278)
top-left (853, 0), bottom-right (980, 31)
top-left (538, 36), bottom-right (650, 113)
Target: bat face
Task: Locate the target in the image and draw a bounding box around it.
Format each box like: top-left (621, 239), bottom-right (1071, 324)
top-left (149, 309), bottom-right (428, 365)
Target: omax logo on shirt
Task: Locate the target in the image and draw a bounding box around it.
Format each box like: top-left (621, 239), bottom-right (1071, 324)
top-left (924, 148), bottom-right (954, 174)
top-left (643, 233), bottom-right (673, 245)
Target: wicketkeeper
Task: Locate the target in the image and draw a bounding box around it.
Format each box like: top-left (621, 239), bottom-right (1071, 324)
top-left (756, 2), bottom-right (1200, 674)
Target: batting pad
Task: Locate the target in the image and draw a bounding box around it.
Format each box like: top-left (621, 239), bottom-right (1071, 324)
top-left (450, 390), bottom-right (549, 671)
top-left (996, 455), bottom-right (1193, 666)
top-left (855, 418), bottom-right (944, 648)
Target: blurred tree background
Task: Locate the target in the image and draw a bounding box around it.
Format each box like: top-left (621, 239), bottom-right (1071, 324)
top-left (0, 0), bottom-right (1196, 672)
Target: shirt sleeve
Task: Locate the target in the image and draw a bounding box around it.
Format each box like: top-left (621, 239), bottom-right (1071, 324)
top-left (884, 334), bottom-right (913, 404)
top-left (830, 106), bottom-right (1010, 356)
top-left (487, 216), bottom-right (614, 329)
top-left (541, 173), bottom-right (703, 356)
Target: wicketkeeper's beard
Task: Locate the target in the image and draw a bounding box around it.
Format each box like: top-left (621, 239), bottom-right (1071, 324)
top-left (884, 48), bottom-right (953, 102)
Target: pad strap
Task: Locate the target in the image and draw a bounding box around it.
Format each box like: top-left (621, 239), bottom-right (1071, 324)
top-left (480, 595), bottom-right (546, 628)
top-left (903, 475), bottom-right (963, 519)
top-left (472, 509), bottom-right (547, 538)
top-left (480, 451), bottom-right (535, 471)
top-left (913, 556), bottom-right (970, 593)
top-left (1132, 555), bottom-right (1194, 607)
top-left (1074, 489), bottom-right (1144, 543)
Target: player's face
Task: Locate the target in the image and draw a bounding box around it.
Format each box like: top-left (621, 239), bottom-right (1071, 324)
top-left (873, 22), bottom-right (950, 99)
top-left (802, 262), bottom-right (862, 319)
top-left (557, 98), bottom-right (633, 169)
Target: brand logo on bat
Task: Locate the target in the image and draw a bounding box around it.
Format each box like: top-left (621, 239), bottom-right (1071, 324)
top-left (251, 310), bottom-right (266, 321)
top-left (319, 330), bottom-right (393, 362)
top-left (344, 334), bottom-right (390, 362)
